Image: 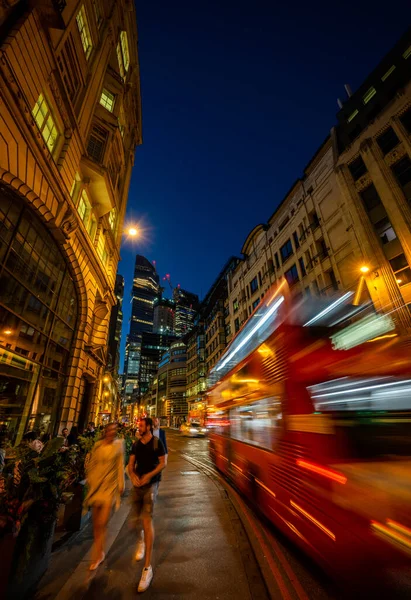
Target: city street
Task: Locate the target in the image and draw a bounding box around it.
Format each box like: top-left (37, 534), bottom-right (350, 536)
top-left (31, 430), bottom-right (411, 599)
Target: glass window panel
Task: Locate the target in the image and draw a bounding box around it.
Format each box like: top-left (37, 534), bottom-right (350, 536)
top-left (100, 88), bottom-right (115, 112)
top-left (0, 274), bottom-right (51, 334)
top-left (50, 317), bottom-right (74, 348)
top-left (120, 31), bottom-right (130, 72)
top-left (0, 194), bottom-right (78, 442)
top-left (32, 94), bottom-right (59, 153)
top-left (76, 5), bottom-right (93, 59)
top-left (390, 253), bottom-right (408, 272)
top-left (230, 397), bottom-right (282, 449)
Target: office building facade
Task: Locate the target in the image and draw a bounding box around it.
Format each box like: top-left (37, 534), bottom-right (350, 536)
top-left (123, 254), bottom-right (160, 404)
top-left (173, 287), bottom-right (199, 337)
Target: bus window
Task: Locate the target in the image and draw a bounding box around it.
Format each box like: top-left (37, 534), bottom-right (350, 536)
top-left (307, 377), bottom-right (411, 459)
top-left (230, 397), bottom-right (282, 450)
top-left (207, 410), bottom-right (230, 436)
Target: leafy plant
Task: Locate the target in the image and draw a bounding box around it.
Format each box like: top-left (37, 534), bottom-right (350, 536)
top-left (0, 437), bottom-right (79, 539)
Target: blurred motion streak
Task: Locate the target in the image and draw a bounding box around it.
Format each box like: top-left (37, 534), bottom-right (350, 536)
top-left (371, 520), bottom-right (411, 553)
top-left (296, 460), bottom-right (347, 485)
top-left (206, 285), bottom-right (411, 582)
top-left (290, 501), bottom-right (336, 542)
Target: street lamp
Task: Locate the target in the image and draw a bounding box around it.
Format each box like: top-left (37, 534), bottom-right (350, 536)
top-left (127, 227), bottom-right (138, 237)
top-left (353, 265), bottom-right (370, 306)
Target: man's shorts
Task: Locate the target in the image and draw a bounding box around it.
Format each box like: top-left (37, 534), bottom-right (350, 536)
top-left (131, 482), bottom-right (159, 522)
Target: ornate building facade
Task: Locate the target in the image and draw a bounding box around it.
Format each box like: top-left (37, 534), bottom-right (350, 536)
top-left (0, 1), bottom-right (142, 442)
top-left (227, 29), bottom-right (411, 337)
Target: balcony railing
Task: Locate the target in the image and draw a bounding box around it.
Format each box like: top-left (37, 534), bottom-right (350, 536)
top-left (307, 249), bottom-right (330, 269)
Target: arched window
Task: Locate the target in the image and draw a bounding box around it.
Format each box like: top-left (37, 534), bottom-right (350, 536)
top-left (0, 185), bottom-right (78, 443)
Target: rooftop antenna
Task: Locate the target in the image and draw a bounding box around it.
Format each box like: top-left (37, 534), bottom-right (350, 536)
top-left (344, 84), bottom-right (352, 98)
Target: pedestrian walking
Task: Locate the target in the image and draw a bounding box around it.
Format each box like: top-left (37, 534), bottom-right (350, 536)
top-left (85, 422), bottom-right (125, 570)
top-left (153, 416), bottom-right (168, 455)
top-left (127, 417), bottom-right (167, 592)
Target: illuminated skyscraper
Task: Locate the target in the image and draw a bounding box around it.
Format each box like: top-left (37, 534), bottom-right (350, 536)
top-left (123, 255), bottom-right (160, 403)
top-left (173, 288), bottom-right (199, 337)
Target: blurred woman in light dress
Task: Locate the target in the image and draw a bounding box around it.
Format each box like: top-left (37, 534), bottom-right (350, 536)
top-left (85, 422), bottom-right (125, 570)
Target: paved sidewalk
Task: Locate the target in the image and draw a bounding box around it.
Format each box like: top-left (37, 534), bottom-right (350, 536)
top-left (34, 451), bottom-right (254, 599)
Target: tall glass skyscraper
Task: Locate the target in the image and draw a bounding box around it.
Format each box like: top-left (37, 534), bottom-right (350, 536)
top-left (173, 288), bottom-right (199, 337)
top-left (123, 256), bottom-right (160, 403)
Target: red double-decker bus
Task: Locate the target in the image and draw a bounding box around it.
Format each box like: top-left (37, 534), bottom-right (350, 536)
top-left (207, 283), bottom-right (411, 581)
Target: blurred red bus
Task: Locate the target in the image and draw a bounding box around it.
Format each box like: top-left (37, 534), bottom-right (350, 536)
top-left (207, 283), bottom-right (411, 581)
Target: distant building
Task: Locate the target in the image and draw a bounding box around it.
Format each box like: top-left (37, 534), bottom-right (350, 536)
top-left (156, 341), bottom-right (187, 426)
top-left (130, 255), bottom-right (160, 338)
top-left (185, 319), bottom-right (206, 424)
top-left (139, 331), bottom-right (176, 397)
top-left (102, 274), bottom-right (125, 420)
top-left (203, 257), bottom-right (240, 372)
top-left (184, 258), bottom-right (239, 424)
top-left (108, 274), bottom-right (125, 375)
top-left (153, 297), bottom-right (175, 334)
top-left (123, 255), bottom-right (160, 404)
top-left (0, 1), bottom-right (142, 441)
top-left (334, 27), bottom-right (411, 330)
top-left (226, 28), bottom-right (411, 337)
top-left (173, 288), bottom-right (199, 337)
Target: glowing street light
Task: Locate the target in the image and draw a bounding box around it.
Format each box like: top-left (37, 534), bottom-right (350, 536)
top-left (103, 376), bottom-right (109, 382)
top-left (127, 227), bottom-right (139, 237)
top-left (354, 265), bottom-right (370, 305)
top-left (3, 329), bottom-right (12, 336)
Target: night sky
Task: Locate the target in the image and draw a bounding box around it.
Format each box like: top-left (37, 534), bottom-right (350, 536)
top-left (119, 0), bottom-right (411, 368)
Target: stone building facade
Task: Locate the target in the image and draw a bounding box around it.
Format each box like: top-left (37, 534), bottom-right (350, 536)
top-left (0, 1), bottom-right (141, 441)
top-left (227, 30), bottom-right (411, 337)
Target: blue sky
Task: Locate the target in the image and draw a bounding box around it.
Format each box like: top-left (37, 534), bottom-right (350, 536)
top-left (118, 0), bottom-right (411, 369)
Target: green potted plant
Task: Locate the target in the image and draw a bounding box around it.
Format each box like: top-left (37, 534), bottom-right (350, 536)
top-left (0, 436), bottom-right (80, 598)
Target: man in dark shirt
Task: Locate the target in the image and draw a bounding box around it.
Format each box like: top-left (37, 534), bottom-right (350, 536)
top-left (128, 417), bottom-right (167, 593)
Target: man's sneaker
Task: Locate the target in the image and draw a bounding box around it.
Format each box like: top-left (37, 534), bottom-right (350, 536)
top-left (138, 566), bottom-right (153, 592)
top-left (135, 539), bottom-right (145, 561)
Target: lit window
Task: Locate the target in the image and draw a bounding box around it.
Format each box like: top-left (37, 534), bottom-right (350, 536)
top-left (77, 190), bottom-right (96, 241)
top-left (403, 45), bottom-right (411, 60)
top-left (381, 65), bottom-right (396, 81)
top-left (116, 43), bottom-right (125, 78)
top-left (363, 87), bottom-right (377, 105)
top-left (347, 109), bottom-right (359, 123)
top-left (108, 209), bottom-right (116, 231)
top-left (97, 232), bottom-right (107, 264)
top-left (389, 253), bottom-right (411, 287)
top-left (76, 6), bottom-right (93, 59)
top-left (120, 31), bottom-right (130, 72)
top-left (32, 94), bottom-right (59, 152)
top-left (100, 88), bottom-right (115, 112)
top-left (70, 179), bottom-right (77, 197)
